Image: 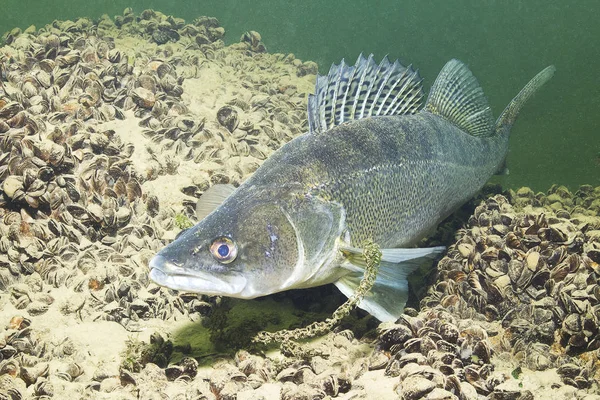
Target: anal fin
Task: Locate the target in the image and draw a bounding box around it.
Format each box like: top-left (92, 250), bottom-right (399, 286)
top-left (336, 246), bottom-right (445, 322)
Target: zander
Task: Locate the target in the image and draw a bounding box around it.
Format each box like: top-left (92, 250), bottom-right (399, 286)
top-left (149, 55), bottom-right (554, 321)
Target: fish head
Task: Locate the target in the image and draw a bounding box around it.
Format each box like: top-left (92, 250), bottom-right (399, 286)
top-left (149, 186), bottom-right (317, 298)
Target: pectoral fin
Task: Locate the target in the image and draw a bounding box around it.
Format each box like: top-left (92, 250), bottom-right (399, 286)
top-left (195, 184), bottom-right (236, 221)
top-left (335, 246), bottom-right (445, 322)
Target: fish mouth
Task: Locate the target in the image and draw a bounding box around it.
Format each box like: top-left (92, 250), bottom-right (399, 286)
top-left (148, 255), bottom-right (247, 297)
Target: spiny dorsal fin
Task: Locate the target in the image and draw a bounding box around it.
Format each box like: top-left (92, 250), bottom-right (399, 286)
top-left (308, 54), bottom-right (423, 134)
top-left (195, 184), bottom-right (236, 221)
top-left (424, 59), bottom-right (494, 137)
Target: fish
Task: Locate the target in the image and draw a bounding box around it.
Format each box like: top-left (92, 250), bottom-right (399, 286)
top-left (149, 54), bottom-right (555, 321)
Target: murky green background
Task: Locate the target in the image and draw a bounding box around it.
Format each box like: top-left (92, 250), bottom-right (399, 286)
top-left (2, 0), bottom-right (598, 192)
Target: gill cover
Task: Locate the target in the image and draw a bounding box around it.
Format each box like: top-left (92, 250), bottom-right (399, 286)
top-left (231, 185), bottom-right (346, 294)
top-left (196, 184), bottom-right (346, 291)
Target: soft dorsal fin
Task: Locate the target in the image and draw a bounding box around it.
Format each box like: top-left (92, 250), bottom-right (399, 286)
top-left (308, 54), bottom-right (423, 134)
top-left (195, 184), bottom-right (236, 221)
top-left (425, 59), bottom-right (494, 137)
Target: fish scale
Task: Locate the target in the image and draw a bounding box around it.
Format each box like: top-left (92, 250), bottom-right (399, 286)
top-left (253, 111), bottom-right (501, 248)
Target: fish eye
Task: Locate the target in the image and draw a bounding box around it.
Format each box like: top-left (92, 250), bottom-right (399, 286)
top-left (209, 237), bottom-right (238, 264)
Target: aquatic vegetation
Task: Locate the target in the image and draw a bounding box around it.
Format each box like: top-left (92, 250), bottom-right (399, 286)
top-left (120, 333), bottom-right (173, 372)
top-left (204, 299), bottom-right (281, 351)
top-left (173, 212), bottom-right (193, 230)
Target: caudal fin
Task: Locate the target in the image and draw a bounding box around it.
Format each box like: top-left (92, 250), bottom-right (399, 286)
top-left (495, 65), bottom-right (556, 134)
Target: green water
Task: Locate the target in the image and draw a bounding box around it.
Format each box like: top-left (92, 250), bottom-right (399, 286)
top-left (1, 0), bottom-right (598, 192)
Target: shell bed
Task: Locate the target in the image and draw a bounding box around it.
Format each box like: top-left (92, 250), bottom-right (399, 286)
top-left (0, 7), bottom-right (599, 400)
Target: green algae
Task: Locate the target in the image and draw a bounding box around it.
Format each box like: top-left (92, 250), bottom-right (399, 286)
top-left (147, 291), bottom-right (347, 367)
top-left (118, 288), bottom-right (357, 369)
top-left (121, 333), bottom-right (174, 372)
top-left (174, 213), bottom-right (193, 230)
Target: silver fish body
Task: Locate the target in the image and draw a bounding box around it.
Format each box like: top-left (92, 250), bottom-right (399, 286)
top-left (149, 55), bottom-right (554, 321)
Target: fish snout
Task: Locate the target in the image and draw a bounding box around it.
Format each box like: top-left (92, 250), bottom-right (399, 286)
top-left (148, 253), bottom-right (248, 297)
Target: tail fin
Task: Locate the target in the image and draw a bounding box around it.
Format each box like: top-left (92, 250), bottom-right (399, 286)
top-left (495, 65), bottom-right (556, 134)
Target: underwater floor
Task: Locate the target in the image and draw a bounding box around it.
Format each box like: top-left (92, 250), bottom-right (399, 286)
top-left (0, 8), bottom-right (599, 400)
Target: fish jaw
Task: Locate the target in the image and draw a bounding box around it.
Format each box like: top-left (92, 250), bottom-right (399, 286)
top-left (149, 254), bottom-right (248, 297)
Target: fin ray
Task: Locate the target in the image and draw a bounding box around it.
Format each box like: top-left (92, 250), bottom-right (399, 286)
top-left (358, 54), bottom-right (385, 119)
top-left (337, 246), bottom-right (445, 321)
top-left (424, 59), bottom-right (494, 137)
top-left (308, 54), bottom-right (424, 134)
top-left (389, 66), bottom-right (423, 115)
top-left (195, 184), bottom-right (236, 221)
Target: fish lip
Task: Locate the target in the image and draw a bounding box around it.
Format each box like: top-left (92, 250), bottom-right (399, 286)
top-left (149, 255), bottom-right (247, 296)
